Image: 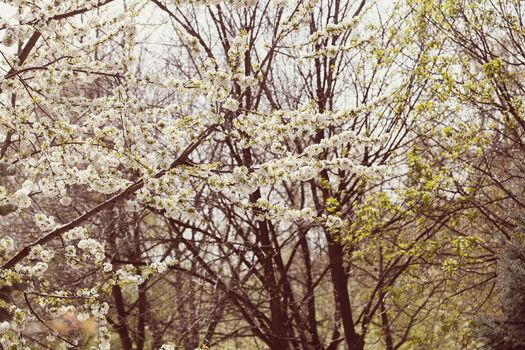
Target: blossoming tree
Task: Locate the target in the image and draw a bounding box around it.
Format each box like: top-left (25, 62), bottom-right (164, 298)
top-left (0, 0), bottom-right (498, 349)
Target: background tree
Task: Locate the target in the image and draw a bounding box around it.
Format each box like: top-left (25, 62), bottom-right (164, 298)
top-left (409, 0), bottom-right (525, 347)
top-left (477, 232), bottom-right (525, 350)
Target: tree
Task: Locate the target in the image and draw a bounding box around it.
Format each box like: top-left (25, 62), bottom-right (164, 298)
top-left (410, 0), bottom-right (525, 347)
top-left (0, 0), bottom-right (510, 349)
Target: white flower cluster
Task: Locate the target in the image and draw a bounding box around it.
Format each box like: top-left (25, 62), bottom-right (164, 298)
top-left (177, 30), bottom-right (203, 54)
top-left (77, 239), bottom-right (105, 263)
top-left (13, 181), bottom-right (33, 209)
top-left (0, 237), bottom-right (15, 256)
top-left (150, 261), bottom-right (168, 274)
top-left (324, 215), bottom-right (345, 230)
top-left (27, 245), bottom-right (55, 263)
top-left (98, 327), bottom-right (111, 350)
top-left (15, 261), bottom-right (49, 277)
top-left (228, 31), bottom-right (249, 63)
top-left (203, 69), bottom-right (232, 103)
top-left (63, 227), bottom-right (88, 241)
top-left (65, 245), bottom-right (77, 261)
top-left (139, 173), bottom-right (204, 224)
top-left (87, 301), bottom-right (111, 350)
top-left (308, 9), bottom-right (370, 44)
top-left (47, 305), bottom-right (76, 319)
top-left (250, 198), bottom-right (317, 223)
top-left (13, 244), bottom-right (55, 277)
top-left (302, 37), bottom-right (369, 59)
top-left (0, 309), bottom-right (28, 348)
top-left (90, 302), bottom-right (109, 319)
top-left (116, 265), bottom-right (145, 287)
top-left (232, 101), bottom-right (391, 151)
top-left (280, 0), bottom-right (317, 31)
top-left (86, 172), bottom-right (131, 195)
top-left (223, 98), bottom-right (240, 112)
top-left (233, 73), bottom-right (257, 92)
top-left (148, 257), bottom-right (177, 276)
top-left (33, 214), bottom-right (57, 232)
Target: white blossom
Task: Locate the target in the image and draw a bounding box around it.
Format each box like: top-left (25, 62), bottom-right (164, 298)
top-left (0, 238), bottom-right (15, 254)
top-left (1, 29), bottom-right (15, 47)
top-left (77, 239), bottom-right (105, 263)
top-left (59, 196), bottom-right (72, 206)
top-left (160, 344), bottom-right (175, 350)
top-left (34, 214), bottom-right (57, 231)
top-left (223, 98), bottom-right (240, 112)
top-left (102, 262), bottom-right (113, 272)
top-left (63, 227), bottom-right (88, 241)
top-left (0, 321), bottom-right (9, 334)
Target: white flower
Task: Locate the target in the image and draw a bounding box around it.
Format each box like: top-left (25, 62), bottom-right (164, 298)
top-left (78, 239), bottom-right (105, 263)
top-left (326, 215), bottom-right (344, 229)
top-left (63, 227), bottom-right (88, 241)
top-left (40, 249), bottom-right (55, 262)
top-left (91, 302), bottom-right (109, 319)
top-left (31, 262), bottom-right (49, 276)
top-left (160, 345), bottom-right (175, 350)
top-left (0, 237), bottom-right (14, 254)
top-left (223, 98), bottom-right (240, 112)
top-left (60, 196), bottom-right (72, 206)
top-left (338, 158), bottom-right (355, 171)
top-left (227, 32), bottom-right (249, 60)
top-left (116, 266), bottom-right (145, 286)
top-left (13, 187), bottom-right (32, 209)
top-left (34, 214), bottom-right (56, 231)
top-left (151, 261), bottom-right (167, 274)
top-left (2, 29), bottom-right (15, 47)
top-left (0, 321), bottom-right (9, 334)
top-left (65, 245), bottom-right (76, 257)
top-left (27, 244), bottom-right (55, 262)
top-left (235, 74), bottom-right (257, 91)
top-left (77, 169), bottom-right (91, 184)
top-left (103, 262), bottom-right (113, 272)
top-left (293, 166), bottom-right (318, 181)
